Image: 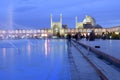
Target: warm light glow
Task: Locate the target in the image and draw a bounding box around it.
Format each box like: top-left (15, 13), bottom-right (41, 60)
top-left (115, 32), bottom-right (119, 34)
top-left (71, 29), bottom-right (74, 32)
top-left (61, 29), bottom-right (64, 33)
top-left (33, 34), bottom-right (37, 36)
top-left (41, 34), bottom-right (48, 37)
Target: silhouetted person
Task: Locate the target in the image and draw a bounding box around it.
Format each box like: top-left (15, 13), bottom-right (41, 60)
top-left (75, 33), bottom-right (80, 42)
top-left (89, 30), bottom-right (95, 41)
top-left (67, 33), bottom-right (72, 47)
top-left (86, 34), bottom-right (89, 41)
top-left (102, 32), bottom-right (106, 40)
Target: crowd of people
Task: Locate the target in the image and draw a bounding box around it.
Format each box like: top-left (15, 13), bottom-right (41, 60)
top-left (66, 30), bottom-right (96, 47)
top-left (67, 30), bottom-right (95, 41)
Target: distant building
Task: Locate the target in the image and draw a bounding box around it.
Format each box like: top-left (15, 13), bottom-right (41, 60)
top-left (50, 14), bottom-right (63, 36)
top-left (83, 15), bottom-right (96, 27)
top-left (76, 16), bottom-right (84, 29)
top-left (76, 15), bottom-right (102, 29)
top-left (62, 24), bottom-right (68, 29)
top-left (0, 14), bottom-right (119, 39)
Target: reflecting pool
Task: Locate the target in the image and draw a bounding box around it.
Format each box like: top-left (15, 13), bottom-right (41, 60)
top-left (0, 39), bottom-right (70, 80)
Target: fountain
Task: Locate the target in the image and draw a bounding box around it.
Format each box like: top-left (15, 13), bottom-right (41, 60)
top-left (8, 4), bottom-right (13, 30)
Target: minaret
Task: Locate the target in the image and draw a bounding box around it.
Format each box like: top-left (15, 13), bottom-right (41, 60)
top-left (50, 14), bottom-right (53, 28)
top-left (76, 16), bottom-right (78, 28)
top-left (60, 14), bottom-right (62, 28)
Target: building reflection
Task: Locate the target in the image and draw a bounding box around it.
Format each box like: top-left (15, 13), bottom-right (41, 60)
top-left (2, 48), bottom-right (14, 63)
top-left (44, 39), bottom-right (50, 57)
top-left (10, 48), bottom-right (14, 58)
top-left (2, 48), bottom-right (6, 59)
top-left (27, 41), bottom-right (31, 59)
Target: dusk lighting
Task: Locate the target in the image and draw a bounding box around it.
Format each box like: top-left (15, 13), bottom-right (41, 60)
top-left (0, 0), bottom-right (120, 80)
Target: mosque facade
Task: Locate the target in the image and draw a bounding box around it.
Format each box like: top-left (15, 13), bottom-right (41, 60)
top-left (0, 14), bottom-right (120, 39)
top-left (50, 14), bottom-right (106, 36)
top-left (49, 14), bottom-right (120, 38)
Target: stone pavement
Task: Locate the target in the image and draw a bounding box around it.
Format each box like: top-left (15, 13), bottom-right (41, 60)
top-left (67, 46), bottom-right (100, 80)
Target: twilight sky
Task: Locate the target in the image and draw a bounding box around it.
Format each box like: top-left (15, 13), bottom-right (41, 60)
top-left (0, 0), bottom-right (120, 29)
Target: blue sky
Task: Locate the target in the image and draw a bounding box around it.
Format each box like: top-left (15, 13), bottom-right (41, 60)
top-left (0, 0), bottom-right (120, 29)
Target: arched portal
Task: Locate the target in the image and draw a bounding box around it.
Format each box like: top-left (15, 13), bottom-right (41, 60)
top-left (52, 24), bottom-right (60, 36)
top-left (50, 14), bottom-right (62, 36)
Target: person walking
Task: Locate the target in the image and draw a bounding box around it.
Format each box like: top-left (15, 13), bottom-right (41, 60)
top-left (75, 32), bottom-right (80, 42)
top-left (86, 34), bottom-right (89, 41)
top-left (67, 33), bottom-right (72, 47)
top-left (89, 30), bottom-right (95, 41)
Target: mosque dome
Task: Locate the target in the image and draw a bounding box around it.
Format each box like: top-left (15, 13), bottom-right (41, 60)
top-left (83, 15), bottom-right (96, 26)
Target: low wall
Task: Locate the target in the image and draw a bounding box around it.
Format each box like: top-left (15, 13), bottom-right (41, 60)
top-left (73, 40), bottom-right (120, 69)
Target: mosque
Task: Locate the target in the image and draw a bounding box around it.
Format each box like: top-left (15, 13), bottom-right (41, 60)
top-left (0, 14), bottom-right (120, 39)
top-left (50, 14), bottom-right (120, 38)
top-left (51, 14), bottom-right (105, 36)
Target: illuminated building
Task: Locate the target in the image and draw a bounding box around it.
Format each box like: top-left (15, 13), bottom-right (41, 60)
top-left (0, 15), bottom-right (120, 39)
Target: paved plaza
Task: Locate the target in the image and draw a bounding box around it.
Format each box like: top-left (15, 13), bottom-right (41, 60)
top-left (80, 39), bottom-right (120, 59)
